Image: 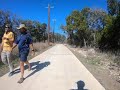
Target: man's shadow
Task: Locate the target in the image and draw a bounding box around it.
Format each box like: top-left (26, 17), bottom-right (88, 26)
top-left (25, 61), bottom-right (50, 79)
top-left (13, 61), bottom-right (50, 79)
top-left (71, 80), bottom-right (88, 90)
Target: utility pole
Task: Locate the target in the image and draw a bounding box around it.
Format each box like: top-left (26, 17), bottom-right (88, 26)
top-left (52, 19), bottom-right (56, 43)
top-left (46, 4), bottom-right (54, 44)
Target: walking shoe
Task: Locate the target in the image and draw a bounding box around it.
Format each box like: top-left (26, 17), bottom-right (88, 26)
top-left (28, 66), bottom-right (31, 71)
top-left (8, 71), bottom-right (14, 77)
top-left (17, 78), bottom-right (25, 84)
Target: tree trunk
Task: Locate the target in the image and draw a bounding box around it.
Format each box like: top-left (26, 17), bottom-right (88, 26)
top-left (43, 32), bottom-right (45, 43)
top-left (84, 38), bottom-right (87, 48)
top-left (93, 33), bottom-right (96, 47)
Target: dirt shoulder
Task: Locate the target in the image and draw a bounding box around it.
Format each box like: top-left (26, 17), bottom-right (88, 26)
top-left (68, 45), bottom-right (120, 90)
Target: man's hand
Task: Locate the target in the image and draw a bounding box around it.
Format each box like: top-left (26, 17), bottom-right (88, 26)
top-left (30, 43), bottom-right (35, 56)
top-left (31, 50), bottom-right (35, 56)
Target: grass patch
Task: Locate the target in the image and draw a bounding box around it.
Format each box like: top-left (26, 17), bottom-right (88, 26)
top-left (114, 56), bottom-right (120, 66)
top-left (86, 57), bottom-right (101, 65)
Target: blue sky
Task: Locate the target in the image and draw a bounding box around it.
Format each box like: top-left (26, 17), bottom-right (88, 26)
top-left (0, 0), bottom-right (107, 35)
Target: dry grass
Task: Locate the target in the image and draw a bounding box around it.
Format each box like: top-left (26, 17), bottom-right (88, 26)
top-left (11, 42), bottom-right (49, 54)
top-left (69, 45), bottom-right (120, 69)
top-left (69, 45), bottom-right (120, 83)
top-left (33, 42), bottom-right (49, 52)
top-left (0, 42), bottom-right (49, 66)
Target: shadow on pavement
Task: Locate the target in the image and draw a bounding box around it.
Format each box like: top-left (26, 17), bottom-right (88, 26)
top-left (13, 61), bottom-right (50, 78)
top-left (25, 61), bottom-right (50, 79)
top-left (71, 80), bottom-right (88, 90)
top-left (13, 63), bottom-right (30, 75)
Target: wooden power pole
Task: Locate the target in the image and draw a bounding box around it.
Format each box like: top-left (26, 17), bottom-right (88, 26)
top-left (46, 4), bottom-right (54, 44)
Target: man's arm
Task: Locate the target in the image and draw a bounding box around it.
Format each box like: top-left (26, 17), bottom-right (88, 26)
top-left (30, 43), bottom-right (35, 55)
top-left (30, 43), bottom-right (34, 51)
top-left (12, 34), bottom-right (19, 50)
top-left (28, 34), bottom-right (35, 55)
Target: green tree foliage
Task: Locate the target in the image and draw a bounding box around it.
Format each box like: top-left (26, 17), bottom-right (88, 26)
top-left (0, 10), bottom-right (14, 42)
top-left (0, 9), bottom-right (48, 43)
top-left (107, 0), bottom-right (120, 16)
top-left (98, 1), bottom-right (120, 52)
top-left (61, 1), bottom-right (120, 56)
top-left (20, 20), bottom-right (47, 42)
top-left (54, 33), bottom-right (66, 43)
top-left (65, 10), bottom-right (89, 46)
top-left (62, 8), bottom-right (107, 47)
top-left (99, 13), bottom-right (120, 51)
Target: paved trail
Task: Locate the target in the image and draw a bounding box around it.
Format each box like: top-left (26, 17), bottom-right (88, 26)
top-left (0, 44), bottom-right (105, 90)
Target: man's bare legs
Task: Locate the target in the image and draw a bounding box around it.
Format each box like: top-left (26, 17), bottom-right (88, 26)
top-left (18, 60), bottom-right (31, 83)
top-left (20, 61), bottom-right (24, 78)
top-left (25, 60), bottom-right (31, 71)
top-left (18, 61), bottom-right (24, 83)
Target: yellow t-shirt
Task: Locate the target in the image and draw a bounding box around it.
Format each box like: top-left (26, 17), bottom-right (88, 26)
top-left (2, 32), bottom-right (14, 52)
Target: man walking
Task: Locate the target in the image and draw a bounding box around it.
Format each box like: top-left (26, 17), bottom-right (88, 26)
top-left (0, 24), bottom-right (14, 76)
top-left (12, 24), bottom-right (35, 83)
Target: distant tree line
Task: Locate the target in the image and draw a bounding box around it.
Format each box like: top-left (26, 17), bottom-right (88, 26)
top-left (0, 10), bottom-right (66, 43)
top-left (61, 0), bottom-right (120, 53)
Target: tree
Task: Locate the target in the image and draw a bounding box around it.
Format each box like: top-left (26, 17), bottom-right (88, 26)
top-left (54, 33), bottom-right (66, 43)
top-left (0, 9), bottom-right (48, 43)
top-left (107, 0), bottom-right (120, 16)
top-left (0, 10), bottom-right (12, 42)
top-left (63, 8), bottom-right (107, 47)
top-left (65, 10), bottom-right (88, 46)
top-left (41, 23), bottom-right (47, 42)
top-left (99, 13), bottom-right (120, 51)
top-left (98, 0), bottom-right (120, 51)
